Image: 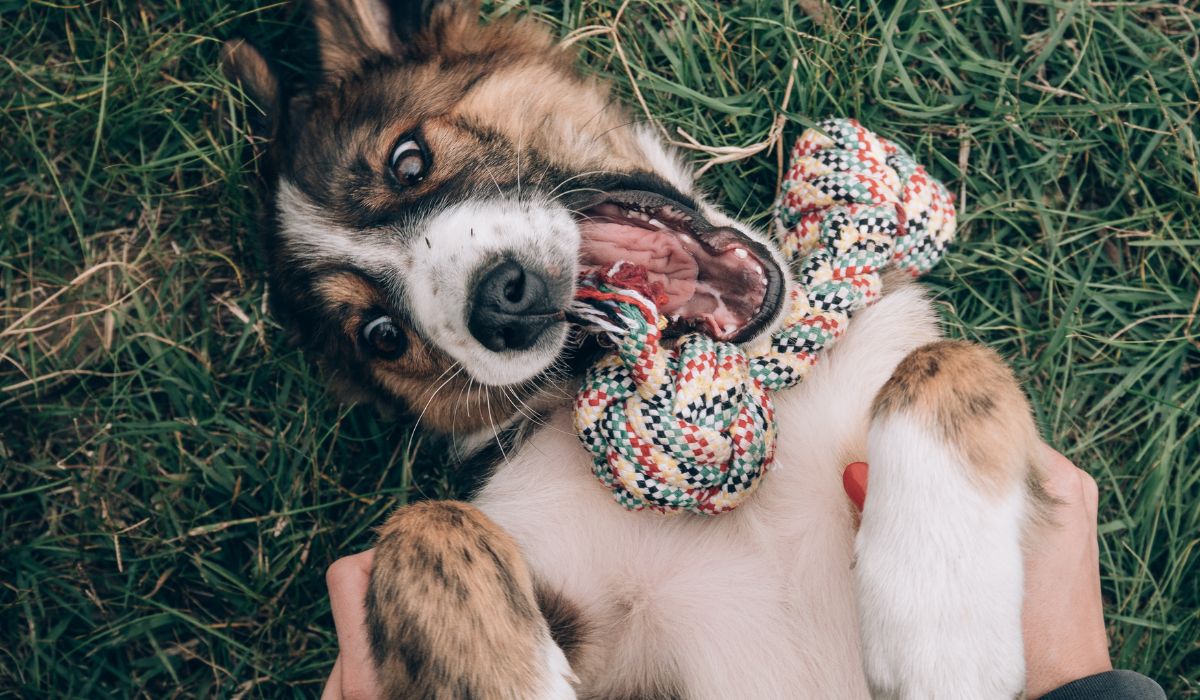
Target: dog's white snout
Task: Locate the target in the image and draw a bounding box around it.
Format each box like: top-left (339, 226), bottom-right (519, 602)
top-left (404, 199), bottom-right (580, 386)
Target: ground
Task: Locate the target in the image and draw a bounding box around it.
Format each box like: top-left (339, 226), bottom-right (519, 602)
top-left (1, 1), bottom-right (1198, 697)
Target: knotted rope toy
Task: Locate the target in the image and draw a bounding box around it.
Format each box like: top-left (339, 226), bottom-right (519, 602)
top-left (572, 119), bottom-right (957, 515)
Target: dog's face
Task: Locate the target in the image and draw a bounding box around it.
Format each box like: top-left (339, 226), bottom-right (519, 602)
top-left (224, 0), bottom-right (787, 434)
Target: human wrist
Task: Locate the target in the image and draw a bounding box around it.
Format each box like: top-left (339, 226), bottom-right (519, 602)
top-left (1026, 641), bottom-right (1113, 698)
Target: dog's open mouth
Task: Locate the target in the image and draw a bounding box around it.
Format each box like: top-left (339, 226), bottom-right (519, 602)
top-left (574, 191), bottom-right (785, 343)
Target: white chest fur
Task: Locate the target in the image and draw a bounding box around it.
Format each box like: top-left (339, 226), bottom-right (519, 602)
top-left (472, 284), bottom-right (940, 698)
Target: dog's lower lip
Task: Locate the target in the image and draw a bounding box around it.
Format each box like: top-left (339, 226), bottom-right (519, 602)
top-left (573, 192), bottom-right (785, 342)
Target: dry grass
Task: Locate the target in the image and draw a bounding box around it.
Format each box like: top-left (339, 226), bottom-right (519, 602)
top-left (2, 0), bottom-right (1198, 696)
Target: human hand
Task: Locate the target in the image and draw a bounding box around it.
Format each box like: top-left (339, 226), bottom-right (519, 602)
top-left (843, 444), bottom-right (1112, 698)
top-left (321, 549), bottom-right (382, 700)
top-left (1019, 444), bottom-right (1113, 697)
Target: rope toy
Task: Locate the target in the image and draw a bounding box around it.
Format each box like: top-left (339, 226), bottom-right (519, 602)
top-left (573, 119), bottom-right (956, 515)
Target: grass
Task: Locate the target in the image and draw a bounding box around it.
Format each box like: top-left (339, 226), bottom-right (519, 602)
top-left (1, 0), bottom-right (1197, 696)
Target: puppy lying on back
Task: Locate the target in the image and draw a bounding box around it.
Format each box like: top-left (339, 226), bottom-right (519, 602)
top-left (226, 1), bottom-right (1048, 697)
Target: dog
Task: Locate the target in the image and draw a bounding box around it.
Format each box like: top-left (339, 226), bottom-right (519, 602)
top-left (224, 1), bottom-right (1050, 697)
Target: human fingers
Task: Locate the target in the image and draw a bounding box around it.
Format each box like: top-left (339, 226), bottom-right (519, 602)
top-left (321, 656), bottom-right (344, 700)
top-left (1024, 445), bottom-right (1111, 697)
top-left (326, 550), bottom-right (380, 700)
top-left (1038, 443), bottom-right (1090, 504)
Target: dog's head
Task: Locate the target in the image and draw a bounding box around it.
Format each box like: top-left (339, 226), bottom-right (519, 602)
top-left (224, 0), bottom-right (788, 434)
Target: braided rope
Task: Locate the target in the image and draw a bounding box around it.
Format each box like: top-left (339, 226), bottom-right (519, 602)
top-left (573, 119), bottom-right (956, 515)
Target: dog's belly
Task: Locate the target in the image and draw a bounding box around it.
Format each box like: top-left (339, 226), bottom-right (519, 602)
top-left (472, 284), bottom-right (940, 698)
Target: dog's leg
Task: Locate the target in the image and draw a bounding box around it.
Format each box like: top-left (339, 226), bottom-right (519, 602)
top-left (367, 500), bottom-right (577, 699)
top-left (855, 341), bottom-right (1046, 699)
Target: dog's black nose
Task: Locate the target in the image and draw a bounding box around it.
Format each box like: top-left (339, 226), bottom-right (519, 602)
top-left (468, 260), bottom-right (559, 352)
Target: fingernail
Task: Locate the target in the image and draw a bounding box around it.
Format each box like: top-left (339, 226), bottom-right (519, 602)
top-left (843, 462), bottom-right (868, 511)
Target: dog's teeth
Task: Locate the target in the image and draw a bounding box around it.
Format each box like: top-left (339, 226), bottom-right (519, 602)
top-left (734, 248), bottom-right (749, 259)
top-left (754, 264), bottom-right (764, 274)
top-left (648, 218), bottom-right (666, 229)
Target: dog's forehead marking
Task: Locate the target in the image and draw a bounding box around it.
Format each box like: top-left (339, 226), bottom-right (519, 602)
top-left (453, 65), bottom-right (617, 158)
top-left (276, 181), bottom-right (409, 274)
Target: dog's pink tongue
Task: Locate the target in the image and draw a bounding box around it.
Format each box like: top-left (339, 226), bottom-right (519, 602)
top-left (579, 222), bottom-right (697, 312)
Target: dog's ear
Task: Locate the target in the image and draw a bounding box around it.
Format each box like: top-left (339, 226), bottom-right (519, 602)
top-left (221, 39), bottom-right (281, 138)
top-left (386, 0), bottom-right (478, 38)
top-left (309, 0), bottom-right (479, 74)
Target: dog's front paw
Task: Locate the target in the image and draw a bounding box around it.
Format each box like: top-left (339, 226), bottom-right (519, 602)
top-left (857, 342), bottom-right (1039, 699)
top-left (368, 500), bottom-right (578, 699)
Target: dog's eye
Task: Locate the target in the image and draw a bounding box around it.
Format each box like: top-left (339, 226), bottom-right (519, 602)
top-left (362, 315), bottom-right (407, 359)
top-left (389, 137), bottom-right (426, 187)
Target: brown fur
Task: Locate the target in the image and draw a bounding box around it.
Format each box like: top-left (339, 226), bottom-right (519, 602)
top-left (311, 272), bottom-right (557, 432)
top-left (367, 500), bottom-right (554, 699)
top-left (311, 0), bottom-right (401, 74)
top-left (221, 38), bottom-right (279, 120)
top-left (223, 1), bottom-right (659, 432)
top-left (221, 38), bottom-right (283, 152)
top-left (280, 13), bottom-right (642, 229)
top-left (535, 584), bottom-right (590, 671)
top-left (873, 340), bottom-right (1042, 494)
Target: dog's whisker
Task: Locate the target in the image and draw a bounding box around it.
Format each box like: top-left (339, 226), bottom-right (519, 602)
top-left (451, 375), bottom-right (473, 434)
top-left (515, 127), bottom-right (525, 205)
top-left (588, 117), bottom-right (650, 145)
top-left (406, 362), bottom-right (466, 456)
top-left (482, 380), bottom-right (513, 466)
top-left (549, 187), bottom-right (613, 208)
top-left (545, 169), bottom-right (623, 200)
top-left (503, 385), bottom-right (546, 427)
top-left (483, 161), bottom-right (505, 199)
top-left (579, 93), bottom-right (621, 134)
top-left (464, 376), bottom-right (476, 421)
top-left (412, 363), bottom-right (462, 414)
